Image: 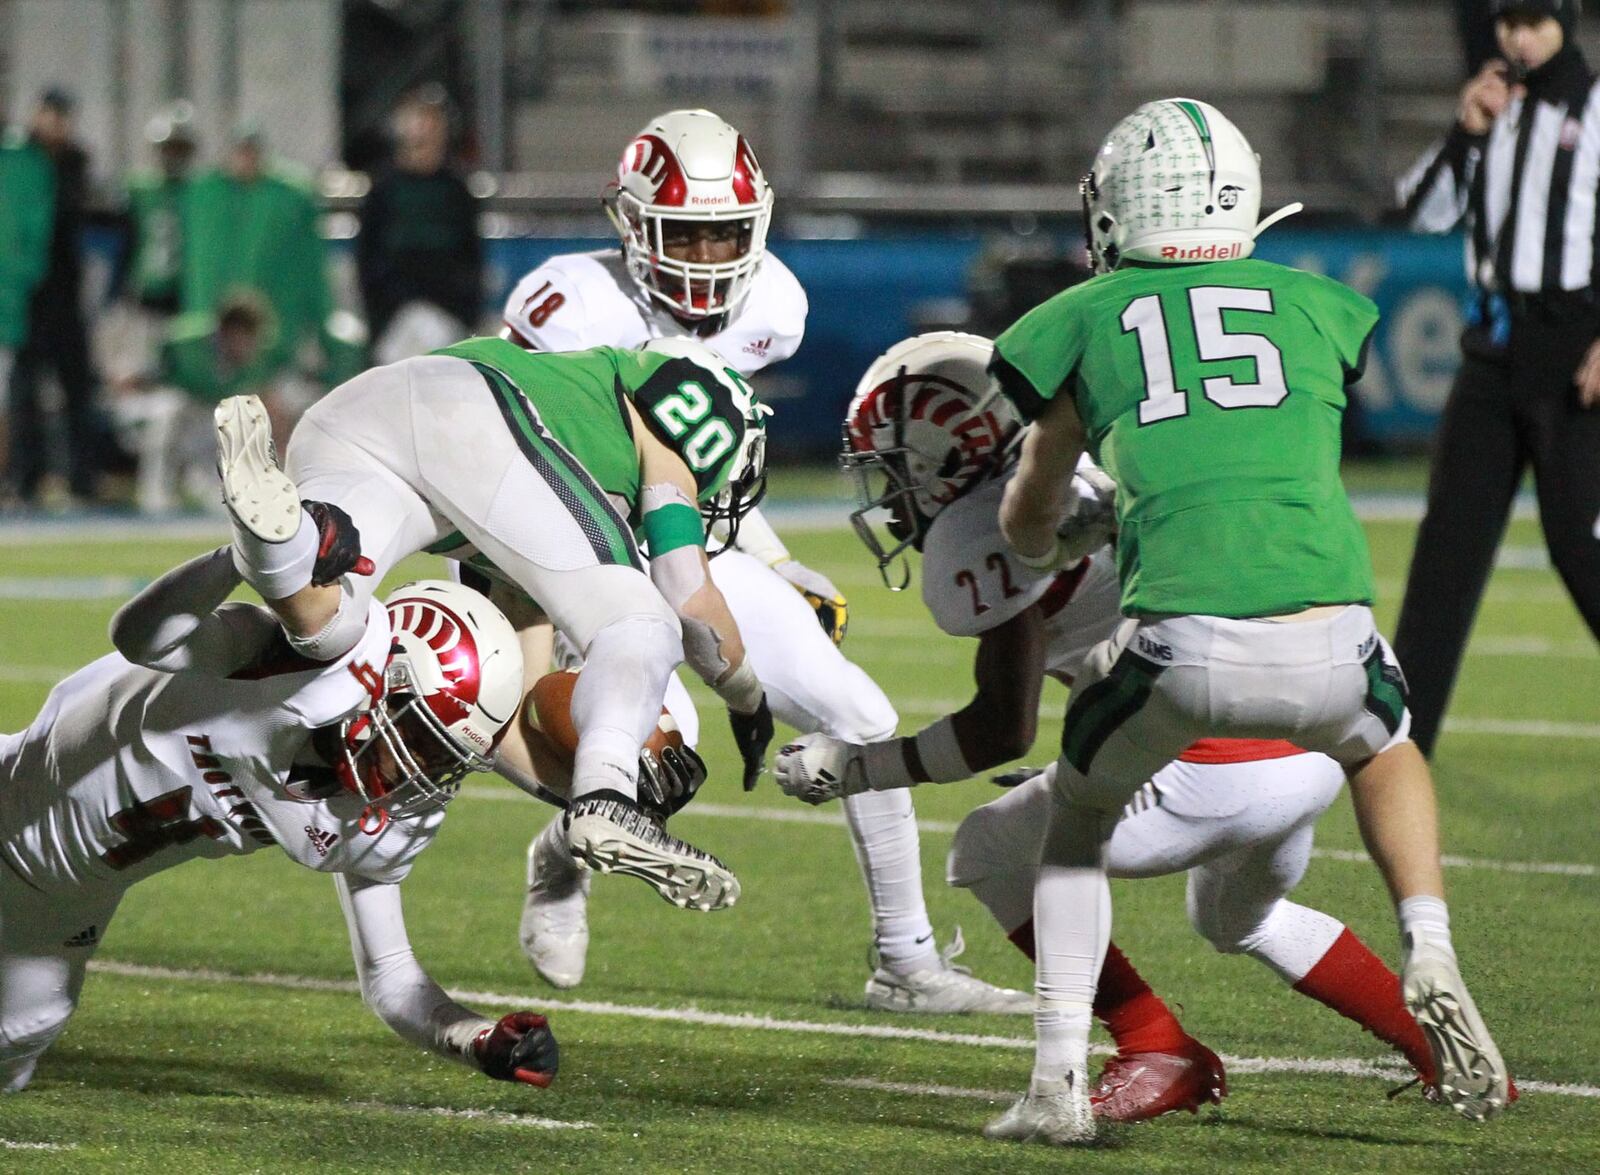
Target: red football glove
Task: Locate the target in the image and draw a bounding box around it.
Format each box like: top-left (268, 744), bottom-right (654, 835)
top-left (472, 1012), bottom-right (559, 1087)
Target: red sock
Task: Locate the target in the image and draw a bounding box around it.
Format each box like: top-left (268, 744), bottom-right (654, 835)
top-left (1293, 928), bottom-right (1436, 1084)
top-left (1008, 921), bottom-right (1189, 1054)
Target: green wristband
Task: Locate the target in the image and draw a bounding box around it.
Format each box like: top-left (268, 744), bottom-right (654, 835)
top-left (641, 501), bottom-right (706, 556)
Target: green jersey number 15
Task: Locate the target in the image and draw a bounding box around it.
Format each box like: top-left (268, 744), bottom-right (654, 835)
top-left (1122, 287), bottom-right (1288, 425)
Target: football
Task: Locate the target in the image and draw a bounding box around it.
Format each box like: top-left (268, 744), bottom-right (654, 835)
top-left (527, 669), bottom-right (683, 767)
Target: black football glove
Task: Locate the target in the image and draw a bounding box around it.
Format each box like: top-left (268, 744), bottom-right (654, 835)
top-left (729, 694), bottom-right (775, 792)
top-left (473, 1011), bottom-right (559, 1087)
top-left (303, 499), bottom-right (375, 586)
top-left (637, 745), bottom-right (708, 822)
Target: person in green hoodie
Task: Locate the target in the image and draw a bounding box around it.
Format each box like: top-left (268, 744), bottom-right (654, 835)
top-left (180, 123), bottom-right (331, 373)
top-left (0, 110), bottom-right (55, 482)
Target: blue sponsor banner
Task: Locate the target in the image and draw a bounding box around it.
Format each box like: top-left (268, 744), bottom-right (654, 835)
top-left (488, 230), bottom-right (1470, 455)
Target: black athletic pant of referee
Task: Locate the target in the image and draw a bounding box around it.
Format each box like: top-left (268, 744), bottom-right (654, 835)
top-left (1394, 297), bottom-right (1600, 756)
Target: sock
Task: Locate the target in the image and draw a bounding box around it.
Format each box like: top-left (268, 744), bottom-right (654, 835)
top-left (1094, 942), bottom-right (1191, 1054)
top-left (570, 726), bottom-right (640, 803)
top-left (1293, 928), bottom-right (1437, 1083)
top-left (1397, 895), bottom-right (1456, 958)
top-left (1011, 922), bottom-right (1192, 1053)
top-left (1034, 1001), bottom-right (1093, 1087)
top-left (845, 788), bottom-right (938, 973)
top-left (230, 506), bottom-right (316, 599)
top-left (1031, 858), bottom-right (1110, 1083)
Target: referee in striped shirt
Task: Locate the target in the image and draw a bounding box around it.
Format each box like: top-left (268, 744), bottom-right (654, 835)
top-left (1395, 0), bottom-right (1600, 756)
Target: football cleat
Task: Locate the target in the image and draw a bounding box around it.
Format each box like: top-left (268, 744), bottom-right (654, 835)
top-left (1402, 943), bottom-right (1509, 1121)
top-left (864, 928), bottom-right (1033, 1014)
top-left (564, 789), bottom-right (739, 911)
top-left (984, 1070), bottom-right (1095, 1145)
top-left (214, 395), bottom-right (300, 542)
top-left (1091, 1036), bottom-right (1227, 1122)
top-left (520, 819), bottom-right (592, 989)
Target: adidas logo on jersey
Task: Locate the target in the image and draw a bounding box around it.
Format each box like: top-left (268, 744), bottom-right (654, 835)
top-left (64, 925), bottom-right (100, 949)
top-left (742, 337), bottom-right (771, 358)
top-left (304, 826), bottom-right (340, 858)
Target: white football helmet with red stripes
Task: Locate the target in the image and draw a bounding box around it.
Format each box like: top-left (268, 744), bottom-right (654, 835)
top-left (604, 108), bottom-right (774, 320)
top-left (842, 332), bottom-right (1020, 587)
top-left (339, 580), bottom-right (524, 818)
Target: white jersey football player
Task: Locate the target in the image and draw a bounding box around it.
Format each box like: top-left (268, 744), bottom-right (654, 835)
top-left (500, 108), bottom-right (1024, 1012)
top-left (0, 542), bottom-right (563, 1093)
top-left (775, 333), bottom-right (1452, 1122)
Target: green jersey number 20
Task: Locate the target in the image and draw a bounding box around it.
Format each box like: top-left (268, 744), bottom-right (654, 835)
top-left (1122, 287), bottom-right (1289, 425)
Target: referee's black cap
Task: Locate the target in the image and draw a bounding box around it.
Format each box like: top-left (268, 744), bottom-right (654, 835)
top-left (1491, 0), bottom-right (1581, 35)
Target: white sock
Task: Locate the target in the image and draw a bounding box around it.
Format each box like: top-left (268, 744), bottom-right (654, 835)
top-left (844, 788), bottom-right (938, 973)
top-left (571, 726), bottom-right (641, 803)
top-left (1032, 862), bottom-right (1107, 1086)
top-left (230, 506), bottom-right (316, 599)
top-left (1398, 894), bottom-right (1456, 959)
top-left (1033, 1001), bottom-right (1094, 1088)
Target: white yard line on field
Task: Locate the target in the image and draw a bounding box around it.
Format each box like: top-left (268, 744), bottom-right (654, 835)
top-left (85, 960), bottom-right (1600, 1101)
top-left (456, 790), bottom-right (1600, 877)
top-left (0, 1139), bottom-right (75, 1151)
top-left (346, 1101), bottom-right (593, 1130)
top-left (828, 1071), bottom-right (1600, 1101)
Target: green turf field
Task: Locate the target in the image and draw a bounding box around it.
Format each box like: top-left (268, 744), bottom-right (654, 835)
top-left (0, 464), bottom-right (1595, 1174)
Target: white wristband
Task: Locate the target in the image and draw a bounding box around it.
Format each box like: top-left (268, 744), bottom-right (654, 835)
top-left (861, 738), bottom-right (915, 791)
top-left (913, 717), bottom-right (973, 783)
top-left (714, 658), bottom-right (765, 715)
top-left (1013, 536), bottom-right (1063, 573)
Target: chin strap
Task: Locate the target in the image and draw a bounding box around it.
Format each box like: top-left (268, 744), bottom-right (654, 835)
top-left (1253, 202), bottom-right (1304, 239)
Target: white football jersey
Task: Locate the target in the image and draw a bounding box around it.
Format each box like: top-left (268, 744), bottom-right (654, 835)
top-left (501, 249), bottom-right (807, 376)
top-left (920, 469), bottom-right (1123, 683)
top-left (0, 602), bottom-right (442, 895)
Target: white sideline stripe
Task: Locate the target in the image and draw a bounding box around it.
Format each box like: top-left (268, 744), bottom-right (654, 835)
top-left (87, 960), bottom-right (1042, 1051)
top-left (829, 1071), bottom-right (1600, 1101)
top-left (84, 961), bottom-right (1600, 1103)
top-left (347, 1101), bottom-right (593, 1130)
top-left (0, 1139), bottom-right (75, 1151)
top-left (457, 791), bottom-right (1600, 878)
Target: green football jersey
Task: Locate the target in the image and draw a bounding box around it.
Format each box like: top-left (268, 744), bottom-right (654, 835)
top-left (993, 258), bottom-right (1378, 618)
top-left (436, 337), bottom-right (645, 512)
top-left (436, 336), bottom-right (755, 510)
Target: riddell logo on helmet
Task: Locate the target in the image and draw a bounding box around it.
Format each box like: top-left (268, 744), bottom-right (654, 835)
top-left (689, 195), bottom-right (734, 205)
top-left (1159, 242), bottom-right (1243, 261)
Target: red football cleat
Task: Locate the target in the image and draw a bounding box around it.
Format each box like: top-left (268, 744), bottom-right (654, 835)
top-left (1091, 1036), bottom-right (1227, 1122)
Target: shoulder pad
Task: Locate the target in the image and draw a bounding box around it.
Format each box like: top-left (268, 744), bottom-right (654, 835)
top-left (921, 478), bottom-right (1054, 637)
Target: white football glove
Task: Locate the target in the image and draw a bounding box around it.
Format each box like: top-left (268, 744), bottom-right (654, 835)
top-left (1057, 463), bottom-right (1118, 563)
top-left (774, 733), bottom-right (870, 805)
top-left (772, 559), bottom-right (849, 645)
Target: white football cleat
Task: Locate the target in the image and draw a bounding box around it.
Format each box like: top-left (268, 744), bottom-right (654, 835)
top-left (565, 789), bottom-right (739, 912)
top-left (864, 928), bottom-right (1033, 1014)
top-left (1402, 942), bottom-right (1509, 1122)
top-left (984, 1070), bottom-right (1095, 1145)
top-left (520, 819), bottom-right (591, 989)
top-left (214, 395), bottom-right (300, 542)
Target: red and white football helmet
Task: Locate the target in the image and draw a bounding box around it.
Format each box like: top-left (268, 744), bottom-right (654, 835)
top-left (842, 332), bottom-right (1021, 587)
top-left (604, 108), bottom-right (774, 321)
top-left (339, 580), bottom-right (524, 818)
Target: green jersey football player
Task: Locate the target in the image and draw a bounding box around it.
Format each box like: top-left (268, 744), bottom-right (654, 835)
top-left (985, 98), bottom-right (1508, 1144)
